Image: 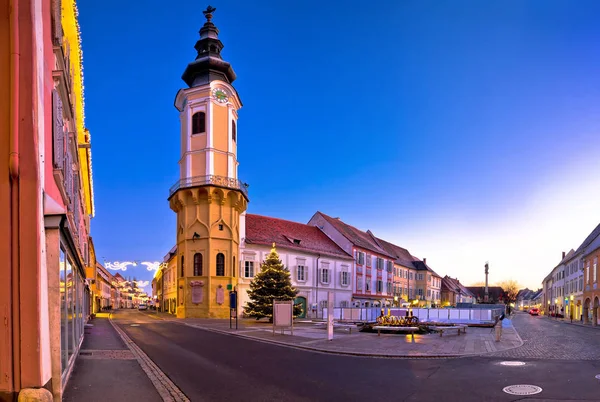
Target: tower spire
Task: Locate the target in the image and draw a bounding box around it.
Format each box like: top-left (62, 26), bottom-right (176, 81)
top-left (181, 5), bottom-right (236, 87)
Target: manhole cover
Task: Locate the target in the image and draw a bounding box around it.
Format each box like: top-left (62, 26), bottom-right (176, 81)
top-left (595, 374), bottom-right (600, 380)
top-left (499, 361), bottom-right (526, 366)
top-left (130, 324), bottom-right (140, 327)
top-left (503, 385), bottom-right (542, 396)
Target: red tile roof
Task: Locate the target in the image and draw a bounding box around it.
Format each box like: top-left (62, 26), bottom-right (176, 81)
top-left (315, 212), bottom-right (396, 258)
top-left (441, 276), bottom-right (476, 298)
top-left (375, 237), bottom-right (419, 268)
top-left (245, 214), bottom-right (353, 259)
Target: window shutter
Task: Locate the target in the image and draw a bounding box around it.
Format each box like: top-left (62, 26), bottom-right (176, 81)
top-left (52, 91), bottom-right (65, 169)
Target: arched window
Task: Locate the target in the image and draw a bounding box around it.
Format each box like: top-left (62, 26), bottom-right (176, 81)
top-left (192, 112), bottom-right (205, 134)
top-left (216, 253), bottom-right (225, 276)
top-left (232, 120), bottom-right (237, 142)
top-left (181, 255), bottom-right (185, 277)
top-left (194, 253), bottom-right (203, 276)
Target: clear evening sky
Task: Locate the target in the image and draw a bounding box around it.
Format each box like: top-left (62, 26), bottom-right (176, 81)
top-left (78, 1), bottom-right (600, 294)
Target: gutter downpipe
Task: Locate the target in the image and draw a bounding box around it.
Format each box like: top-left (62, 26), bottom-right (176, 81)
top-left (9, 0), bottom-right (21, 393)
top-left (315, 254), bottom-right (320, 319)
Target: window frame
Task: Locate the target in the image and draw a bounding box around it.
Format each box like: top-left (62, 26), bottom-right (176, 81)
top-left (244, 260), bottom-right (254, 278)
top-left (191, 111), bottom-right (206, 135)
top-left (193, 253), bottom-right (203, 276)
top-left (216, 253), bottom-right (225, 276)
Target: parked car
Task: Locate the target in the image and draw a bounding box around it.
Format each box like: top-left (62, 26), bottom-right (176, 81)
top-left (529, 308), bottom-right (539, 316)
top-left (138, 304), bottom-right (148, 311)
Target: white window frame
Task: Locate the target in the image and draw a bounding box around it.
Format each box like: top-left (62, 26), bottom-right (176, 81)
top-left (321, 268), bottom-right (330, 284)
top-left (244, 261), bottom-right (254, 278)
top-left (341, 271), bottom-right (349, 286)
top-left (365, 279), bottom-right (371, 292)
top-left (297, 265), bottom-right (306, 282)
top-left (356, 277), bottom-right (363, 291)
top-left (376, 280), bottom-right (383, 293)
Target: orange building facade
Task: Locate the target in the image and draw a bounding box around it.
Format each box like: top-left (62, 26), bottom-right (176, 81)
top-left (1, 1), bottom-right (95, 400)
top-left (582, 246), bottom-right (599, 325)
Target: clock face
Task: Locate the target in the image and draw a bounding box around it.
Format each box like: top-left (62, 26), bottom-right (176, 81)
top-left (212, 88), bottom-right (229, 103)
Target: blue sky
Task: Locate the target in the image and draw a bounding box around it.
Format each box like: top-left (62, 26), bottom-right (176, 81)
top-left (79, 1), bottom-right (600, 293)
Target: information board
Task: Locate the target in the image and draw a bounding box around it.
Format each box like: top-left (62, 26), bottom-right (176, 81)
top-left (273, 300), bottom-right (294, 335)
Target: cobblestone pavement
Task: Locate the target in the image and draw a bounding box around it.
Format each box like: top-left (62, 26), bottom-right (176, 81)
top-left (490, 312), bottom-right (600, 360)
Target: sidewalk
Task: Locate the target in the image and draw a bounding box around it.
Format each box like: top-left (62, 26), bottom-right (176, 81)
top-left (153, 311), bottom-right (523, 358)
top-left (63, 313), bottom-right (162, 402)
top-left (543, 314), bottom-right (600, 330)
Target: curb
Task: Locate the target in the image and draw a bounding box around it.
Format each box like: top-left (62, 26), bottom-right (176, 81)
top-left (108, 313), bottom-right (191, 402)
top-left (182, 322), bottom-right (525, 360)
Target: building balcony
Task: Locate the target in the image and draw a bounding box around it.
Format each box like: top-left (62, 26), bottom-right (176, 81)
top-left (169, 175), bottom-right (249, 199)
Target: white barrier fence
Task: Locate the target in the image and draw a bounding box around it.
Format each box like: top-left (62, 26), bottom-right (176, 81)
top-left (321, 307), bottom-right (504, 325)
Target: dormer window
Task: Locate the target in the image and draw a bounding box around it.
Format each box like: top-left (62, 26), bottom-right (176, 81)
top-left (293, 239), bottom-right (301, 245)
top-left (192, 112), bottom-right (205, 134)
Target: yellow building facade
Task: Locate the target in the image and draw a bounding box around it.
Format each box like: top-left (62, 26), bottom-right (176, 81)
top-left (168, 7), bottom-right (248, 318)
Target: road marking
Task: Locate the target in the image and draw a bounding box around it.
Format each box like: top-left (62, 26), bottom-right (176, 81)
top-left (502, 385), bottom-right (542, 396)
top-left (595, 374), bottom-right (600, 380)
top-left (499, 361), bottom-right (526, 366)
top-left (130, 324), bottom-right (140, 327)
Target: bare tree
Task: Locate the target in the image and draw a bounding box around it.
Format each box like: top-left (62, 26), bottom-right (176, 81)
top-left (498, 279), bottom-right (520, 304)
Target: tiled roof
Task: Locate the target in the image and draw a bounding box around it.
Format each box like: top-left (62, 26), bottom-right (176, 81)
top-left (246, 214), bottom-right (353, 259)
top-left (412, 260), bottom-right (442, 277)
top-left (374, 237), bottom-right (418, 268)
top-left (554, 249), bottom-right (575, 268)
top-left (315, 212), bottom-right (396, 258)
top-left (575, 222), bottom-right (600, 255)
top-left (442, 276), bottom-right (476, 298)
top-left (163, 245), bottom-right (177, 263)
top-left (465, 286), bottom-right (505, 301)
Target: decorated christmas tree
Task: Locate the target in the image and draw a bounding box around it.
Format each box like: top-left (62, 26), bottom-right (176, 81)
top-left (244, 244), bottom-right (302, 320)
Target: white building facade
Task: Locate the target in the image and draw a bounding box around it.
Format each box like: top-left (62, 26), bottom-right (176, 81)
top-left (238, 213), bottom-right (354, 318)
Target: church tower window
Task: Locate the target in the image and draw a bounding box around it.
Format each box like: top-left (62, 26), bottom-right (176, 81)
top-left (193, 253), bottom-right (203, 276)
top-left (232, 120), bottom-right (236, 142)
top-left (216, 253), bottom-right (225, 276)
top-left (192, 112), bottom-right (205, 134)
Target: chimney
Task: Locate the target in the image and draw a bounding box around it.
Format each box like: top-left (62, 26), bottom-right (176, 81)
top-left (562, 251), bottom-right (565, 259)
top-left (423, 258), bottom-right (427, 265)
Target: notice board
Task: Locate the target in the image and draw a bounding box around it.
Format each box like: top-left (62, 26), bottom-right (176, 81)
top-left (273, 300), bottom-right (294, 335)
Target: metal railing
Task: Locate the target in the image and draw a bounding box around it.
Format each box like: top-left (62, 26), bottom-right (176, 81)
top-left (169, 175), bottom-right (249, 198)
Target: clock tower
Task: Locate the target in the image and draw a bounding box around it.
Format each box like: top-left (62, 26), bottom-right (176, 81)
top-left (169, 6), bottom-right (248, 318)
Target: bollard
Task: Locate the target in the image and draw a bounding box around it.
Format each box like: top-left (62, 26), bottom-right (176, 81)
top-left (495, 322), bottom-right (502, 342)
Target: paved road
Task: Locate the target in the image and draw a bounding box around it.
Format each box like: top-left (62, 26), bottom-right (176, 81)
top-left (113, 310), bottom-right (600, 402)
top-left (492, 312), bottom-right (600, 360)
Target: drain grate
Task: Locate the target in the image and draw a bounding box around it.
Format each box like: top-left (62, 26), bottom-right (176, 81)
top-left (79, 351), bottom-right (93, 356)
top-left (503, 385), bottom-right (542, 396)
top-left (499, 361), bottom-right (526, 366)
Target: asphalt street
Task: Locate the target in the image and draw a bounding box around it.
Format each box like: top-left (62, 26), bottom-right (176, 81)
top-left (114, 310), bottom-right (600, 402)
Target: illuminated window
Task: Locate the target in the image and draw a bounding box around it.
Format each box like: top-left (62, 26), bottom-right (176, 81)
top-left (193, 253), bottom-right (203, 276)
top-left (192, 112), bottom-right (205, 134)
top-left (216, 253), bottom-right (225, 276)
